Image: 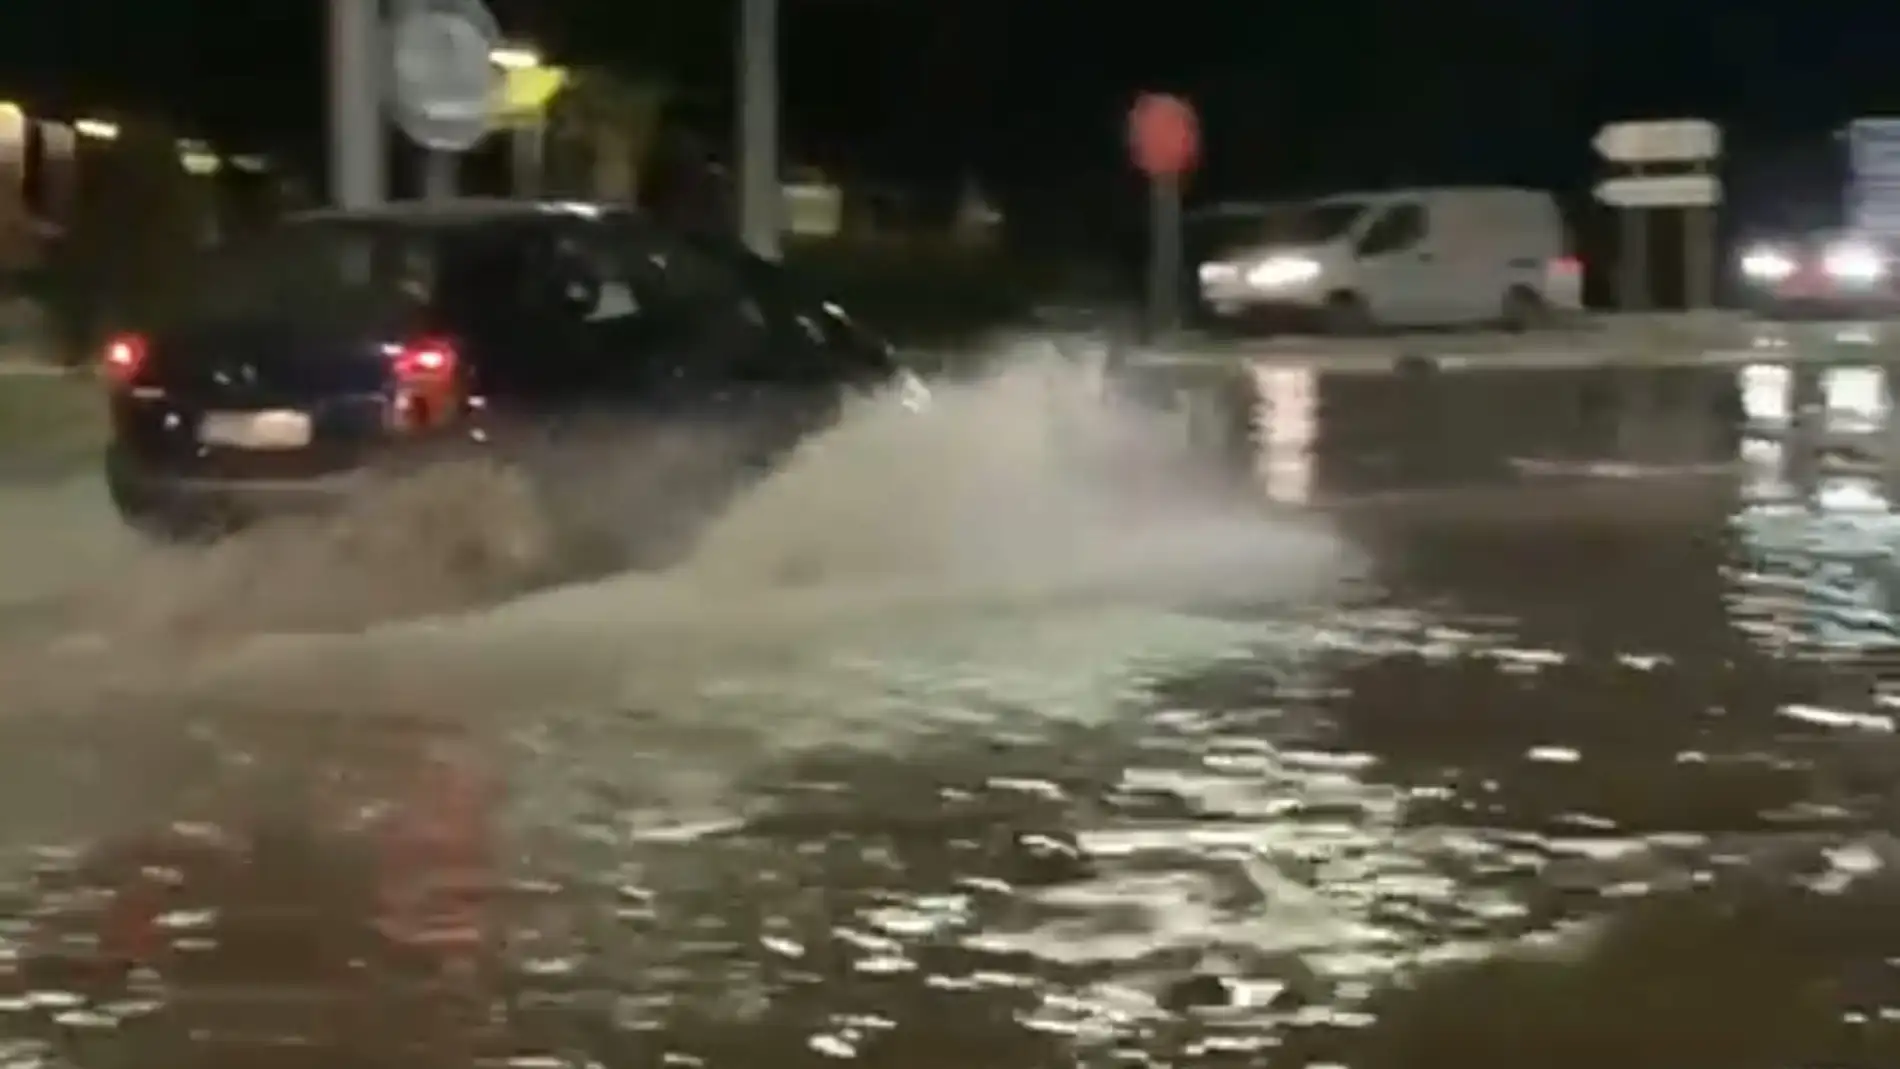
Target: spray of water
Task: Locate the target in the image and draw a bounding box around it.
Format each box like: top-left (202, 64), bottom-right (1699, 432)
top-left (0, 345), bottom-right (1358, 821)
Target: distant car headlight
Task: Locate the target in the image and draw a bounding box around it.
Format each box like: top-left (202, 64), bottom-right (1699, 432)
top-left (1244, 256), bottom-right (1322, 288)
top-left (1824, 241), bottom-right (1886, 283)
top-left (1740, 246), bottom-right (1796, 282)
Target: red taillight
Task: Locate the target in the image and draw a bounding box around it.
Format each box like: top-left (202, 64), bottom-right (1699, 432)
top-left (100, 332), bottom-right (147, 385)
top-left (388, 337), bottom-right (462, 431)
top-left (1551, 255), bottom-right (1582, 275)
top-left (392, 337), bottom-right (458, 383)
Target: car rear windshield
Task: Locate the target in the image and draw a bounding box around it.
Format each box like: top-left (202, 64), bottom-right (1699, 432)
top-left (182, 222), bottom-right (450, 321)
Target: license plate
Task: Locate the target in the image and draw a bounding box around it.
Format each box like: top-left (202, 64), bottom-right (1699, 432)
top-left (198, 410), bottom-right (312, 450)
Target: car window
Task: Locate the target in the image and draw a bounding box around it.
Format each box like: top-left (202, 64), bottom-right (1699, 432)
top-left (543, 227), bottom-right (650, 326)
top-left (1356, 204), bottom-right (1427, 256)
top-left (663, 232), bottom-right (896, 383)
top-left (185, 222), bottom-right (438, 320)
top-left (605, 224), bottom-right (854, 383)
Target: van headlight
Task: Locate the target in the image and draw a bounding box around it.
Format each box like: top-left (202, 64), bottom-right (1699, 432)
top-left (1824, 241), bottom-right (1886, 283)
top-left (1244, 256), bottom-right (1322, 288)
top-left (1740, 246), bottom-right (1796, 282)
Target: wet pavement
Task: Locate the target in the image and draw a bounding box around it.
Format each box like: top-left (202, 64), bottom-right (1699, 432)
top-left (10, 356), bottom-right (1900, 1067)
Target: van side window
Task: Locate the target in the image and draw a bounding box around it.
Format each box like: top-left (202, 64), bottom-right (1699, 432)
top-left (1356, 204), bottom-right (1426, 256)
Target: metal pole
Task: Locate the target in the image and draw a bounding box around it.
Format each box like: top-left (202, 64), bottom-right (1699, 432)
top-left (1684, 163), bottom-right (1715, 309)
top-left (422, 150), bottom-right (456, 200)
top-left (1147, 175), bottom-right (1182, 338)
top-left (1619, 207), bottom-right (1649, 310)
top-left (328, 0), bottom-right (386, 207)
top-left (737, 0), bottom-right (780, 259)
top-left (512, 119), bottom-right (545, 197)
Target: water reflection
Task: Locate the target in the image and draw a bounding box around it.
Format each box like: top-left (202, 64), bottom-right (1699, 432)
top-left (1731, 361), bottom-right (1900, 655)
top-left (1219, 357), bottom-right (1746, 504)
top-left (1248, 364), bottom-right (1315, 505)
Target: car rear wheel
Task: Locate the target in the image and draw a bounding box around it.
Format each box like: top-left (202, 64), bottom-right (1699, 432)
top-left (104, 448), bottom-right (230, 543)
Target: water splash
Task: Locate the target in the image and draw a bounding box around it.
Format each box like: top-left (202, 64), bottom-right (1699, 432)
top-left (0, 347), bottom-right (1357, 823)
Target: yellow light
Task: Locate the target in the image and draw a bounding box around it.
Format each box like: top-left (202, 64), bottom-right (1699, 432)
top-left (494, 64), bottom-right (568, 122)
top-left (75, 118), bottom-right (118, 140)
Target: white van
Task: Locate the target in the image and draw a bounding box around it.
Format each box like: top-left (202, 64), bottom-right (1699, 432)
top-left (1194, 186), bottom-right (1582, 333)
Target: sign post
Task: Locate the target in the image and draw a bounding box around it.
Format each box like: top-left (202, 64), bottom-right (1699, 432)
top-left (493, 59), bottom-right (569, 196)
top-left (1593, 119), bottom-right (1722, 309)
top-left (1128, 93), bottom-right (1200, 339)
top-left (389, 0), bottom-right (500, 200)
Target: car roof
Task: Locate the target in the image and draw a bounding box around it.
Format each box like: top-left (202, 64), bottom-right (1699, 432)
top-left (283, 197), bottom-right (633, 229)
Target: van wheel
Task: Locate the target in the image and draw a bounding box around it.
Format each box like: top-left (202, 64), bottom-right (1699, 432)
top-left (1501, 285), bottom-right (1548, 332)
top-left (1322, 291), bottom-right (1373, 335)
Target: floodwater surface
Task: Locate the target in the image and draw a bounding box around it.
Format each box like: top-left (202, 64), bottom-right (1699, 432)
top-left (2, 351), bottom-right (1899, 1068)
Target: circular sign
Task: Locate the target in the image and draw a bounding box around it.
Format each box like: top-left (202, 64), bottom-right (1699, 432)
top-left (390, 0), bottom-right (500, 152)
top-left (1128, 93), bottom-right (1200, 178)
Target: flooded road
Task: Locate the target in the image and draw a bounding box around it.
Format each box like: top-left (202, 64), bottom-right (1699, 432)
top-left (5, 353), bottom-right (1900, 1067)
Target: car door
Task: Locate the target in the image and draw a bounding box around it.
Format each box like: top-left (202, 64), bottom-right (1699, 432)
top-left (432, 224), bottom-right (578, 428)
top-left (617, 229), bottom-right (876, 458)
top-left (1351, 202), bottom-right (1439, 325)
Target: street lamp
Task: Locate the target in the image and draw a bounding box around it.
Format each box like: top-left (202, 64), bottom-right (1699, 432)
top-left (74, 119), bottom-right (119, 141)
top-left (489, 44), bottom-right (541, 70)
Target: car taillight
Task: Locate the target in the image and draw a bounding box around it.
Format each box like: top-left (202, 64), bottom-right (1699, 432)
top-left (100, 332), bottom-right (147, 386)
top-left (393, 338), bottom-right (457, 383)
top-left (387, 337), bottom-right (462, 431)
top-left (1551, 255), bottom-right (1582, 276)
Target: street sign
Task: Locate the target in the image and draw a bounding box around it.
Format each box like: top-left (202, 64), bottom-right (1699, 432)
top-left (1848, 118), bottom-right (1900, 240)
top-left (1595, 174), bottom-right (1721, 208)
top-left (1127, 92), bottom-right (1198, 339)
top-left (389, 0), bottom-right (501, 152)
top-left (494, 64), bottom-right (568, 126)
top-left (1128, 93), bottom-right (1200, 177)
top-left (1593, 119), bottom-right (1720, 163)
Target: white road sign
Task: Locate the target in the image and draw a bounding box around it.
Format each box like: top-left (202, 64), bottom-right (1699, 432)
top-left (1593, 119), bottom-right (1720, 163)
top-left (1594, 174), bottom-right (1721, 208)
top-left (389, 0), bottom-right (500, 152)
top-left (1848, 118), bottom-right (1900, 240)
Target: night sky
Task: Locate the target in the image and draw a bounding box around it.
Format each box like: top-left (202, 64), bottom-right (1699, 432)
top-left (5, 2), bottom-right (1900, 256)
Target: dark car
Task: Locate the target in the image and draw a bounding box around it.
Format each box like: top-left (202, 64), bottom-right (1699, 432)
top-left (98, 198), bottom-right (903, 566)
top-left (1737, 232), bottom-right (1900, 319)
